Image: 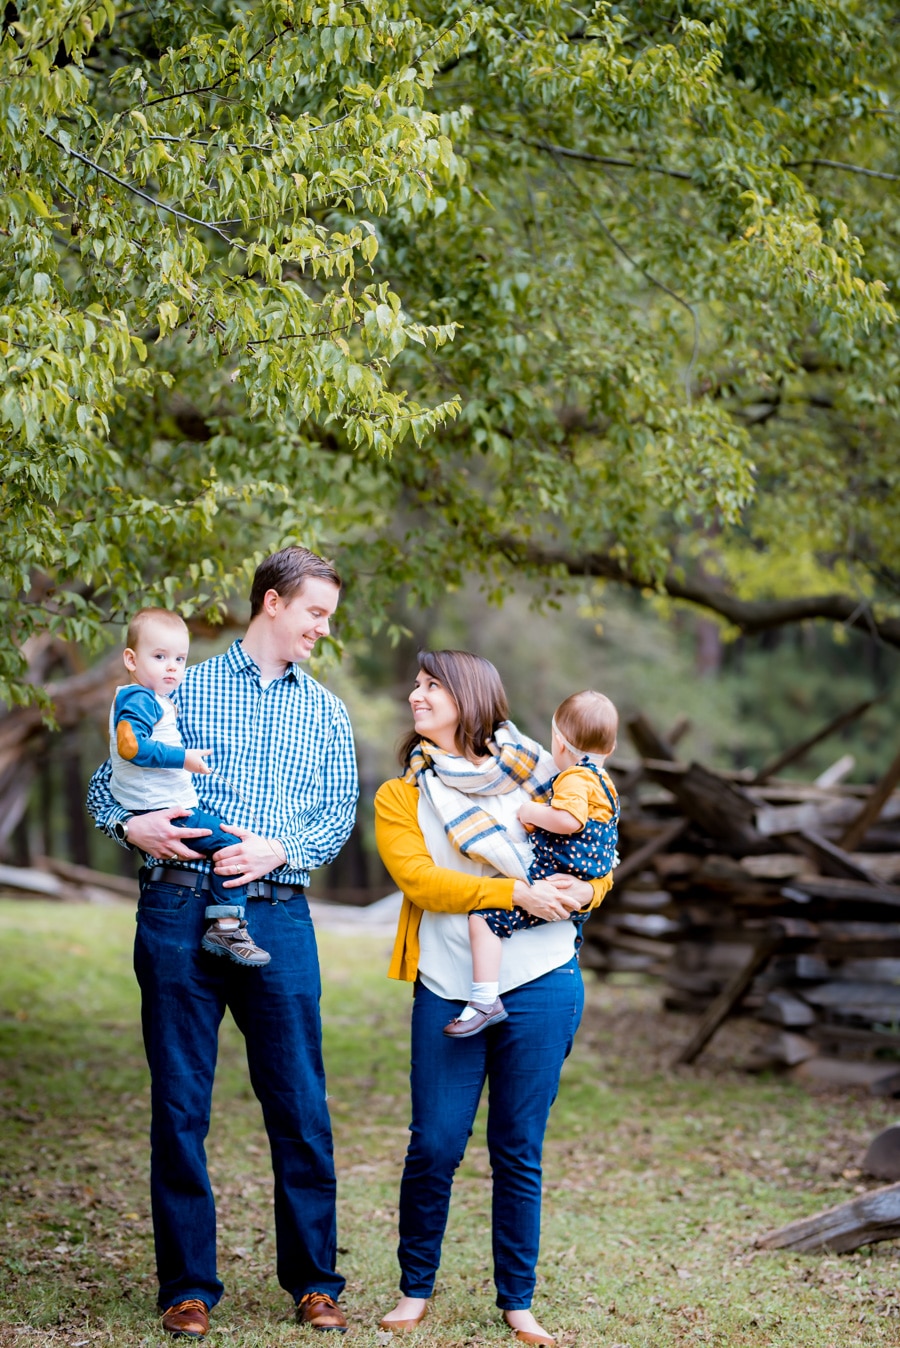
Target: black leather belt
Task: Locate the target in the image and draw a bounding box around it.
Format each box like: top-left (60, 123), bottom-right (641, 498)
top-left (141, 865), bottom-right (304, 902)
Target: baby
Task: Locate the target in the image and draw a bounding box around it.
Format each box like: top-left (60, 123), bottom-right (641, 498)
top-left (444, 690), bottom-right (619, 1037)
top-left (108, 607), bottom-right (270, 967)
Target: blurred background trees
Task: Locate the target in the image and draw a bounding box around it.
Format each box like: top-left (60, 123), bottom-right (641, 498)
top-left (2, 0), bottom-right (899, 892)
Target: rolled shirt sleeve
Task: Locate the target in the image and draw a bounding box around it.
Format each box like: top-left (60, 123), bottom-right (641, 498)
top-left (86, 758), bottom-right (133, 845)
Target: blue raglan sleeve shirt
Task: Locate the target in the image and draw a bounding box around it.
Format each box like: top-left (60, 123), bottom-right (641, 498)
top-left (113, 686), bottom-right (186, 770)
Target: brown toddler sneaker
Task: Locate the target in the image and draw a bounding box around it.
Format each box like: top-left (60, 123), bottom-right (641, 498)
top-left (201, 920), bottom-right (271, 966)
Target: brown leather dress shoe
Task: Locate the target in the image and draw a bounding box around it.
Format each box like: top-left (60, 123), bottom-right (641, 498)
top-left (296, 1292), bottom-right (348, 1332)
top-left (443, 996), bottom-right (509, 1038)
top-left (378, 1303), bottom-right (428, 1334)
top-left (159, 1299), bottom-right (209, 1338)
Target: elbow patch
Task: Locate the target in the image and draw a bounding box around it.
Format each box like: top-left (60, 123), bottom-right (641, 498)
top-left (116, 720), bottom-right (139, 760)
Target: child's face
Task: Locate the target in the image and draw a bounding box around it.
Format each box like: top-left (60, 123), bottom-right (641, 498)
top-left (123, 619), bottom-right (190, 696)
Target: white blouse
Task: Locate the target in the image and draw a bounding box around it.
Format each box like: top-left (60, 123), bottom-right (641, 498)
top-left (416, 784), bottom-right (578, 1002)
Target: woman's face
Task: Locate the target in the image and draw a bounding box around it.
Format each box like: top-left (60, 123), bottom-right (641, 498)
top-left (409, 669), bottom-right (461, 753)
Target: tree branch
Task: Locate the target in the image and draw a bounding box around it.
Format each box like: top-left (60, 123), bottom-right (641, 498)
top-left (143, 30), bottom-right (287, 108)
top-left (488, 130), bottom-right (694, 180)
top-left (44, 133), bottom-right (244, 249)
top-left (546, 148), bottom-right (701, 402)
top-left (245, 321), bottom-right (354, 347)
top-left (497, 137), bottom-right (899, 188)
top-left (787, 158), bottom-right (900, 183)
top-left (147, 111), bottom-right (351, 152)
top-left (497, 540), bottom-right (900, 648)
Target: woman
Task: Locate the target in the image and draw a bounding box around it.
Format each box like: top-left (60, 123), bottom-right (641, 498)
top-left (373, 650), bottom-right (613, 1345)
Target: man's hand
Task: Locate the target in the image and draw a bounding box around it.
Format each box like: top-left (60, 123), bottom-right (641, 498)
top-left (213, 825), bottom-right (288, 887)
top-left (183, 748), bottom-right (212, 774)
top-left (511, 878), bottom-right (583, 922)
top-left (125, 807), bottom-right (212, 861)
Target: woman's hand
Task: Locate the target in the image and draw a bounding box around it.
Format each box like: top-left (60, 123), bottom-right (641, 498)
top-left (511, 878), bottom-right (583, 922)
top-left (548, 873), bottom-right (593, 910)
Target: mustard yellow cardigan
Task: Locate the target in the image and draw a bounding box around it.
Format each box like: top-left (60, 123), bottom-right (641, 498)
top-left (374, 776), bottom-right (614, 983)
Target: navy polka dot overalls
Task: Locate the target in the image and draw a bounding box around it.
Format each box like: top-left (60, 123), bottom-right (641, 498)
top-left (479, 763), bottom-right (619, 939)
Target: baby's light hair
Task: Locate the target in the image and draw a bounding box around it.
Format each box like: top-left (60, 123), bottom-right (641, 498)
top-left (126, 607), bottom-right (190, 651)
top-left (554, 690), bottom-right (618, 756)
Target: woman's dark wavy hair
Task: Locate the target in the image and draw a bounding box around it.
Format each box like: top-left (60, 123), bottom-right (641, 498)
top-left (398, 649), bottom-right (510, 768)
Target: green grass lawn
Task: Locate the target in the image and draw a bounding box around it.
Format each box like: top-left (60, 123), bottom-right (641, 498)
top-left (2, 899), bottom-right (900, 1347)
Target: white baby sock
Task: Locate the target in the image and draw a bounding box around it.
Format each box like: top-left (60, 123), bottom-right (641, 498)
top-left (456, 981), bottom-right (500, 1022)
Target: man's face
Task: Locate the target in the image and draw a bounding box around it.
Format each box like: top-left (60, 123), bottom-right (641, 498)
top-left (123, 619), bottom-right (190, 696)
top-left (269, 577), bottom-right (341, 664)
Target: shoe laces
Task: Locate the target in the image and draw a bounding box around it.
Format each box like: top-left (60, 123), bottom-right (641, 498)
top-left (300, 1293), bottom-right (338, 1308)
top-left (165, 1299), bottom-right (207, 1315)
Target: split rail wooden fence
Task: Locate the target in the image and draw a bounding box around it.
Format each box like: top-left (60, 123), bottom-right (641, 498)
top-left (583, 701), bottom-right (900, 1088)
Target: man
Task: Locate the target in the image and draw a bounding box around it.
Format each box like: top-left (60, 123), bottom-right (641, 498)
top-left (87, 546), bottom-right (359, 1338)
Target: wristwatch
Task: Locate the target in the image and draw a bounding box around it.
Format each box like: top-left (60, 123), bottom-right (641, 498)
top-left (112, 816), bottom-right (133, 844)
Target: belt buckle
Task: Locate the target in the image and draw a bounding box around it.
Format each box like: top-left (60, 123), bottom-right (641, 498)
top-left (244, 880), bottom-right (294, 901)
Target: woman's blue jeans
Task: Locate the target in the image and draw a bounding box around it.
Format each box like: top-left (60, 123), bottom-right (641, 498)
top-left (398, 957), bottom-right (584, 1309)
top-left (133, 875), bottom-right (344, 1311)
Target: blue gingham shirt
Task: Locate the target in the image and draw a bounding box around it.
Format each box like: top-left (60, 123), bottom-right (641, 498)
top-left (86, 641), bottom-right (359, 887)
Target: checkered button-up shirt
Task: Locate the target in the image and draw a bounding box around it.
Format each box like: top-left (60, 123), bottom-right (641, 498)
top-left (87, 640), bottom-right (359, 887)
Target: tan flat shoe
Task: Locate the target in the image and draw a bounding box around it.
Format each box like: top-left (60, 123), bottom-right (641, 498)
top-left (379, 1303), bottom-right (428, 1334)
top-left (503, 1311), bottom-right (555, 1345)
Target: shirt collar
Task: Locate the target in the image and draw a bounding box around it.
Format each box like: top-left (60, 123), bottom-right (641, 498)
top-left (225, 639), bottom-right (302, 684)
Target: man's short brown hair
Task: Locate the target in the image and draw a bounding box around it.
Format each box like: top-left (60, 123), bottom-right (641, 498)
top-left (249, 546), bottom-right (341, 618)
top-left (126, 608), bottom-right (190, 651)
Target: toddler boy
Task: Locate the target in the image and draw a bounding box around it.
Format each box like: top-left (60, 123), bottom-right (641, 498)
top-left (109, 608), bottom-right (270, 967)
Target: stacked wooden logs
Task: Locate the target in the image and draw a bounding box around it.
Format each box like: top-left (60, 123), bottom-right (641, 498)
top-left (584, 702), bottom-right (900, 1088)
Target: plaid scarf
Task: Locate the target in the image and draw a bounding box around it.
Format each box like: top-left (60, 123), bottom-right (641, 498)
top-left (404, 719), bottom-right (557, 881)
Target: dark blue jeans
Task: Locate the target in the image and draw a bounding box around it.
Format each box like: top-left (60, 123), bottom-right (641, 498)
top-left (133, 875), bottom-right (343, 1311)
top-left (398, 957), bottom-right (584, 1309)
